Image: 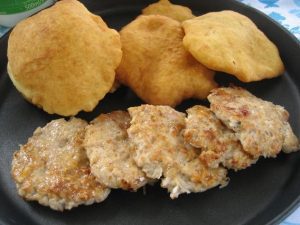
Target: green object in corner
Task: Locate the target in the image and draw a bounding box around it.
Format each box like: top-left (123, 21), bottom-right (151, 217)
top-left (0, 0), bottom-right (47, 15)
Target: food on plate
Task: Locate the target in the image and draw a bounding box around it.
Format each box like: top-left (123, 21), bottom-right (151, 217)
top-left (127, 105), bottom-right (228, 199)
top-left (117, 15), bottom-right (217, 107)
top-left (84, 111), bottom-right (148, 191)
top-left (7, 0), bottom-right (122, 116)
top-left (208, 87), bottom-right (300, 158)
top-left (142, 0), bottom-right (195, 22)
top-left (10, 85), bottom-right (299, 209)
top-left (183, 105), bottom-right (256, 170)
top-left (109, 81), bottom-right (121, 93)
top-left (182, 10), bottom-right (285, 82)
top-left (11, 118), bottom-right (110, 211)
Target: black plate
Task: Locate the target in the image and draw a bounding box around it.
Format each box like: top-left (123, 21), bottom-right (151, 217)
top-left (1, 0), bottom-right (300, 225)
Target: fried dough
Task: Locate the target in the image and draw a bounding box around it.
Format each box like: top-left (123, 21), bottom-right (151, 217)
top-left (117, 15), bottom-right (217, 107)
top-left (182, 11), bottom-right (284, 82)
top-left (142, 0), bottom-right (195, 22)
top-left (7, 0), bottom-right (122, 116)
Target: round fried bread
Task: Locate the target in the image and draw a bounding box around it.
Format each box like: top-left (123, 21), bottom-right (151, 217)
top-left (11, 118), bottom-right (110, 211)
top-left (182, 11), bottom-right (284, 82)
top-left (142, 0), bottom-right (195, 22)
top-left (128, 105), bottom-right (228, 199)
top-left (117, 15), bottom-right (217, 107)
top-left (7, 0), bottom-right (122, 116)
top-left (84, 111), bottom-right (148, 191)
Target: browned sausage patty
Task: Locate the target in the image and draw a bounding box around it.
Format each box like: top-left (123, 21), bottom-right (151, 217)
top-left (11, 118), bottom-right (110, 211)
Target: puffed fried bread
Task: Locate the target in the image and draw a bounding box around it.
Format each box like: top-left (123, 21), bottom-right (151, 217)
top-left (117, 15), bottom-right (217, 107)
top-left (182, 11), bottom-right (284, 82)
top-left (7, 0), bottom-right (122, 116)
top-left (142, 0), bottom-right (195, 22)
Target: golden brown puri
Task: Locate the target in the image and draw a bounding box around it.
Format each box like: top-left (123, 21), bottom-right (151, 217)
top-left (142, 0), bottom-right (195, 22)
top-left (11, 118), bottom-right (110, 211)
top-left (7, 0), bottom-right (122, 116)
top-left (182, 10), bottom-right (284, 82)
top-left (117, 15), bottom-right (217, 107)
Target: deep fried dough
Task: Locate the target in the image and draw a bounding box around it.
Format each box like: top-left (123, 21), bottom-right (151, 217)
top-left (117, 15), bottom-right (216, 107)
top-left (7, 0), bottom-right (122, 116)
top-left (182, 11), bottom-right (284, 82)
top-left (142, 0), bottom-right (195, 22)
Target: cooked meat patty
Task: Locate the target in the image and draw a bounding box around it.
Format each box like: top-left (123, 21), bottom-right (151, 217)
top-left (208, 87), bottom-right (299, 158)
top-left (274, 105), bottom-right (300, 153)
top-left (184, 105), bottom-right (256, 170)
top-left (128, 105), bottom-right (228, 199)
top-left (84, 111), bottom-right (147, 191)
top-left (11, 118), bottom-right (110, 211)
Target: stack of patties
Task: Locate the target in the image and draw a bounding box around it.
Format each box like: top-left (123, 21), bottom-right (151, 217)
top-left (12, 86), bottom-right (299, 210)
